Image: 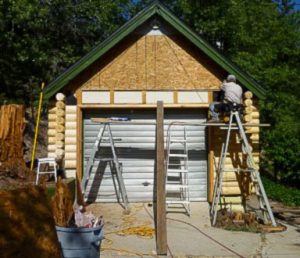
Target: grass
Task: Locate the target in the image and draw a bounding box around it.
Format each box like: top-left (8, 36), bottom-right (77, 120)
top-left (261, 175), bottom-right (300, 207)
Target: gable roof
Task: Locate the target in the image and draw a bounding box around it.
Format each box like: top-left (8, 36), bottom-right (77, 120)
top-left (44, 1), bottom-right (266, 99)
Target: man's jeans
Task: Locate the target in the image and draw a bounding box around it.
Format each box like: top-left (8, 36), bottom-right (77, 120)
top-left (209, 102), bottom-right (228, 120)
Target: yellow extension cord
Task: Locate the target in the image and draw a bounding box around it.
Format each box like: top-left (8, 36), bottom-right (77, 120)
top-left (100, 204), bottom-right (157, 257)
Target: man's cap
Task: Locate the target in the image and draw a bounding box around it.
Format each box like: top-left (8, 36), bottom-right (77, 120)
top-left (227, 74), bottom-right (236, 82)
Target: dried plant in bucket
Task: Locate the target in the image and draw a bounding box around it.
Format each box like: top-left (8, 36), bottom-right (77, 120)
top-left (52, 177), bottom-right (73, 227)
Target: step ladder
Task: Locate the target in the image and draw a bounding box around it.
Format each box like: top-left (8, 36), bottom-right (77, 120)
top-left (210, 106), bottom-right (276, 226)
top-left (82, 122), bottom-right (129, 210)
top-left (165, 124), bottom-right (190, 216)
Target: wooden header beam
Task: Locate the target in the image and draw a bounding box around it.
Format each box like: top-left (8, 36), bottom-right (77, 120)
top-left (91, 118), bottom-right (270, 127)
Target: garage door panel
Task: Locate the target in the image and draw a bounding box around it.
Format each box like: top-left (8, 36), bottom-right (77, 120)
top-left (86, 191), bottom-right (207, 202)
top-left (83, 143), bottom-right (206, 151)
top-left (83, 109), bottom-right (207, 202)
top-left (84, 136), bottom-right (206, 143)
top-left (86, 178), bottom-right (207, 187)
top-left (87, 164), bottom-right (208, 174)
top-left (86, 184), bottom-right (206, 192)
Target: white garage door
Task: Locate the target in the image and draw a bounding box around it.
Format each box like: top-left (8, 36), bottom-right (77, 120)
top-left (83, 109), bottom-right (207, 202)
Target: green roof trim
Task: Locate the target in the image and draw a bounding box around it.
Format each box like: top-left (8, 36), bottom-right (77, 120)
top-left (44, 2), bottom-right (266, 99)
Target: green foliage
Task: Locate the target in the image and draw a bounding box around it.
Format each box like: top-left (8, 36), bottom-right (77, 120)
top-left (262, 176), bottom-right (300, 206)
top-left (0, 0), bottom-right (134, 104)
top-left (1, 0), bottom-right (300, 185)
top-left (167, 0), bottom-right (300, 186)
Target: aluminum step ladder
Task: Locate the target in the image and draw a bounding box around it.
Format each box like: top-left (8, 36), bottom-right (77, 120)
top-left (165, 124), bottom-right (190, 216)
top-left (82, 122), bottom-right (129, 210)
top-left (210, 106), bottom-right (276, 226)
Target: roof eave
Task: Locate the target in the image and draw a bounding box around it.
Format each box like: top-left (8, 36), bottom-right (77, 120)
top-left (156, 6), bottom-right (266, 99)
top-left (44, 4), bottom-right (159, 100)
top-left (44, 2), bottom-right (266, 100)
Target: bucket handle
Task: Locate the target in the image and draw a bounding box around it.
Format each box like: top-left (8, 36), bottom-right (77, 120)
top-left (92, 229), bottom-right (104, 246)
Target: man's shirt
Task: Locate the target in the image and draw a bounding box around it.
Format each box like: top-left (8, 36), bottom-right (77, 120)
top-left (221, 82), bottom-right (243, 104)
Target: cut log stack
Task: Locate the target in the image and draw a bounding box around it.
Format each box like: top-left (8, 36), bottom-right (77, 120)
top-left (47, 93), bottom-right (66, 160)
top-left (64, 105), bottom-right (77, 177)
top-left (243, 91), bottom-right (260, 168)
top-left (55, 93), bottom-right (66, 160)
top-left (48, 105), bottom-right (57, 158)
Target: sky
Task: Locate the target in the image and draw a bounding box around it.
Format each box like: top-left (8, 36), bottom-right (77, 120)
top-left (293, 0), bottom-right (300, 10)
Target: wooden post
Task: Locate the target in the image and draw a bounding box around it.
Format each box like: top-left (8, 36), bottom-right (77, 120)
top-left (155, 101), bottom-right (167, 255)
top-left (76, 90), bottom-right (85, 206)
top-left (208, 126), bottom-right (214, 202)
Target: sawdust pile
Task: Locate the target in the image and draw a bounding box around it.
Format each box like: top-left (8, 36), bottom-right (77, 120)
top-left (215, 209), bottom-right (286, 233)
top-left (0, 185), bottom-right (61, 258)
top-left (215, 209), bottom-right (259, 231)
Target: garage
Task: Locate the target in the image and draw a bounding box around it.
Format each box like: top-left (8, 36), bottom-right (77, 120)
top-left (83, 108), bottom-right (207, 203)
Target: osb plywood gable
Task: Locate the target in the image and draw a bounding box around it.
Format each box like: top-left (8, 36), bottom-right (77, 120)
top-left (79, 34), bottom-right (222, 91)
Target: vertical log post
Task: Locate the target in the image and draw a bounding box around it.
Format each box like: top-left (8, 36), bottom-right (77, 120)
top-left (155, 101), bottom-right (167, 255)
top-left (208, 126), bottom-right (214, 202)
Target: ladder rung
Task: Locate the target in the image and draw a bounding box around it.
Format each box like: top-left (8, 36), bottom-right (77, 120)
top-left (167, 169), bottom-right (188, 173)
top-left (166, 184), bottom-right (188, 190)
top-left (166, 200), bottom-right (190, 204)
top-left (169, 154), bottom-right (188, 158)
top-left (170, 139), bottom-right (187, 143)
top-left (94, 158), bottom-right (114, 162)
top-left (222, 168), bottom-right (255, 172)
top-left (220, 126), bottom-right (239, 130)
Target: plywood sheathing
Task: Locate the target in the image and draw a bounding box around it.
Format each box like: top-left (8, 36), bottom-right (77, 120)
top-left (79, 34), bottom-right (222, 91)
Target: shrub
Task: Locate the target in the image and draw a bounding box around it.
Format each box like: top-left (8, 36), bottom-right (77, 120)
top-left (262, 175), bottom-right (300, 207)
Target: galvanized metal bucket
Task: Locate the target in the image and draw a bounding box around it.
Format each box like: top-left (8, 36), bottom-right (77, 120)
top-left (56, 224), bottom-right (104, 258)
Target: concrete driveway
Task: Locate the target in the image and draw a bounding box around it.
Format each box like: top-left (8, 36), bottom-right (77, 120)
top-left (87, 202), bottom-right (300, 257)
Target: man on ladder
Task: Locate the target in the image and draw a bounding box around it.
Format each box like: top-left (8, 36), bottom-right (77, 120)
top-left (209, 74), bottom-right (277, 227)
top-left (209, 74), bottom-right (243, 122)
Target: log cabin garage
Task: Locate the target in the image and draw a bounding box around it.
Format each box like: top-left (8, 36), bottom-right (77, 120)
top-left (44, 3), bottom-right (265, 208)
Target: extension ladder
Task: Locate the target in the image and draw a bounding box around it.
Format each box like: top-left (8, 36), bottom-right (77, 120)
top-left (82, 122), bottom-right (129, 210)
top-left (210, 106), bottom-right (276, 226)
top-left (165, 124), bottom-right (190, 216)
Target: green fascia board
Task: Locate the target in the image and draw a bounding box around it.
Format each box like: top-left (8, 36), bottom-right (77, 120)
top-left (44, 2), bottom-right (266, 100)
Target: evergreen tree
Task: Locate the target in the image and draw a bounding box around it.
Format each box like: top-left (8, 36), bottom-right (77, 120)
top-left (0, 0), bottom-right (133, 104)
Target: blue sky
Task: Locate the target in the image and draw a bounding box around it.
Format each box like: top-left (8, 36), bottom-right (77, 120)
top-left (293, 0), bottom-right (300, 10)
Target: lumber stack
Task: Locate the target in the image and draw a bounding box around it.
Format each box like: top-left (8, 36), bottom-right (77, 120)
top-left (64, 105), bottom-right (77, 177)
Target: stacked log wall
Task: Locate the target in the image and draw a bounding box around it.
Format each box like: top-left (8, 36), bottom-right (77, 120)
top-left (211, 91), bottom-right (260, 210)
top-left (47, 104), bottom-right (57, 158)
top-left (64, 105), bottom-right (77, 178)
top-left (55, 94), bottom-right (66, 160)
